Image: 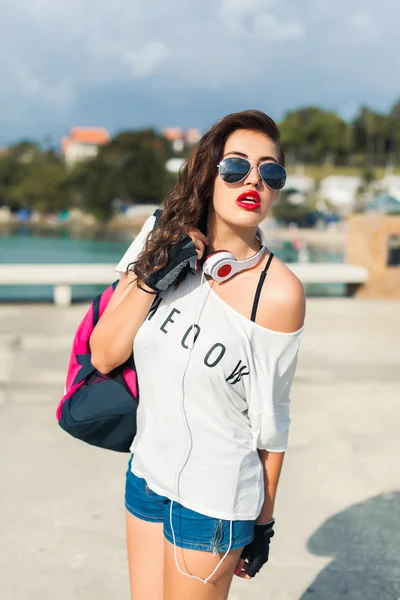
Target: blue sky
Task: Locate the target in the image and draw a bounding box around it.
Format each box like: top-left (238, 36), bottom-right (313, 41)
top-left (1, 0), bottom-right (399, 146)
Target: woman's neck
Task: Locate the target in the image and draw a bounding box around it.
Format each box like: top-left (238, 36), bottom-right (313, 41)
top-left (206, 217), bottom-right (261, 261)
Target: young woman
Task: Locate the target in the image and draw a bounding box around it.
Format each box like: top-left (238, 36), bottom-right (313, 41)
top-left (90, 110), bottom-right (305, 600)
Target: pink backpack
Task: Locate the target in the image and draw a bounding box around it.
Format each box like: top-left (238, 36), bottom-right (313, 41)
top-left (56, 281), bottom-right (139, 452)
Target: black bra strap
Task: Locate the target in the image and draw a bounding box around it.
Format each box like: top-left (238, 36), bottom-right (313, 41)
top-left (250, 252), bottom-right (274, 322)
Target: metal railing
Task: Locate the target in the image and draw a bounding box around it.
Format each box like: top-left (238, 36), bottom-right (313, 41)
top-left (0, 263), bottom-right (369, 306)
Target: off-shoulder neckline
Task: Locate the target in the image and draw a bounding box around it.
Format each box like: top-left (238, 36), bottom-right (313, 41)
top-left (201, 276), bottom-right (304, 337)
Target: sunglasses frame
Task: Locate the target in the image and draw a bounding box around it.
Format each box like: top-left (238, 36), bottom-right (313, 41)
top-left (217, 157), bottom-right (286, 191)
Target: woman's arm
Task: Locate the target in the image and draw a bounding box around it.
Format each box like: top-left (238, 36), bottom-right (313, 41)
top-left (90, 228), bottom-right (209, 374)
top-left (90, 279), bottom-right (157, 374)
top-left (255, 264), bottom-right (305, 521)
top-left (256, 450), bottom-right (285, 523)
top-left (235, 450), bottom-right (285, 579)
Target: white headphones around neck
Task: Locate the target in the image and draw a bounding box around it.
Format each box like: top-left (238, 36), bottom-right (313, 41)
top-left (201, 228), bottom-right (267, 282)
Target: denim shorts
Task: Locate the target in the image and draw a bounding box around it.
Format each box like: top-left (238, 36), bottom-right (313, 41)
top-left (125, 457), bottom-right (255, 552)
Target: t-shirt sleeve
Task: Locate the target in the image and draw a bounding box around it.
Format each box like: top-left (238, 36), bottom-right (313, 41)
top-left (115, 214), bottom-right (157, 274)
top-left (247, 329), bottom-right (303, 453)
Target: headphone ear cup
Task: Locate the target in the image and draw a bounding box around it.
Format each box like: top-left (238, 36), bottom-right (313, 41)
top-left (211, 259), bottom-right (236, 282)
top-left (203, 251), bottom-right (236, 282)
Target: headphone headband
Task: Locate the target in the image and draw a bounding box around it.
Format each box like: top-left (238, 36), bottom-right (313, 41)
top-left (202, 228), bottom-right (267, 282)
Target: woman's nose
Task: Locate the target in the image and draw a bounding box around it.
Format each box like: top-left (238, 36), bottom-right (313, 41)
top-left (244, 165), bottom-right (261, 185)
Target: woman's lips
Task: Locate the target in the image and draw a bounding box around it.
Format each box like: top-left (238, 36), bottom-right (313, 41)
top-left (236, 190), bottom-right (261, 210)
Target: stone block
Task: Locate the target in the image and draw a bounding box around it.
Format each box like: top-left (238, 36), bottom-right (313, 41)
top-left (346, 214), bottom-right (400, 298)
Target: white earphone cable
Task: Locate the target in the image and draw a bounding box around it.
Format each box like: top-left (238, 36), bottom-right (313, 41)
top-left (169, 270), bottom-right (233, 584)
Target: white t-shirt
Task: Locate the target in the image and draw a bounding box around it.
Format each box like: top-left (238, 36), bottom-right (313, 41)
top-left (116, 216), bottom-right (304, 521)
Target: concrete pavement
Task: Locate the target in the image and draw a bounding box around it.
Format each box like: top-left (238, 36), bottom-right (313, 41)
top-left (0, 299), bottom-right (399, 599)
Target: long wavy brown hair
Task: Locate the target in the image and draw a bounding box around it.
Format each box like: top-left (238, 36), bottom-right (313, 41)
top-left (130, 109), bottom-right (284, 288)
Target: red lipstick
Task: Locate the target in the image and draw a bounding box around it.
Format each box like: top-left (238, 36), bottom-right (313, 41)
top-left (236, 190), bottom-right (261, 210)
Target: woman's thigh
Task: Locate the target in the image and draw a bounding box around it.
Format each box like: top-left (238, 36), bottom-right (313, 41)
top-left (163, 538), bottom-right (242, 600)
top-left (125, 460), bottom-right (168, 600)
top-left (162, 504), bottom-right (254, 600)
top-left (126, 511), bottom-right (164, 600)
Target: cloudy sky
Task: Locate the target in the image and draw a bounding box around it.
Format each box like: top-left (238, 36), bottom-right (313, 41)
top-left (1, 0), bottom-right (399, 146)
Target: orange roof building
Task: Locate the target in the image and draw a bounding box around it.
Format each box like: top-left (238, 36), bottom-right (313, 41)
top-left (163, 127), bottom-right (183, 142)
top-left (162, 127), bottom-right (202, 152)
top-left (61, 127), bottom-right (110, 167)
top-left (70, 127), bottom-right (110, 145)
top-left (185, 128), bottom-right (202, 145)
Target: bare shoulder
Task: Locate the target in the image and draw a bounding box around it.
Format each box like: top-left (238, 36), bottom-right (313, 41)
top-left (255, 253), bottom-right (306, 333)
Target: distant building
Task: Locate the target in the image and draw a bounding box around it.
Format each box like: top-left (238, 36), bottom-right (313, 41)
top-left (166, 157), bottom-right (186, 174)
top-left (185, 128), bottom-right (202, 145)
top-left (282, 175), bottom-right (314, 205)
top-left (162, 127), bottom-right (202, 152)
top-left (320, 175), bottom-right (362, 214)
top-left (61, 127), bottom-right (110, 167)
top-left (285, 175), bottom-right (314, 193)
top-left (366, 194), bottom-right (400, 214)
top-left (372, 175), bottom-right (400, 202)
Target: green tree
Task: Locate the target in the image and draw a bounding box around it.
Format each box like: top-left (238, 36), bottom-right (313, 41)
top-left (279, 107), bottom-right (350, 165)
top-left (352, 106), bottom-right (391, 166)
top-left (0, 141), bottom-right (72, 212)
top-left (0, 154), bottom-right (25, 207)
top-left (74, 129), bottom-right (173, 219)
top-left (272, 192), bottom-right (316, 226)
top-left (0, 147), bottom-right (68, 212)
top-left (389, 99), bottom-right (400, 164)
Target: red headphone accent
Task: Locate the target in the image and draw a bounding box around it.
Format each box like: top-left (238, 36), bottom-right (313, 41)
top-left (217, 264), bottom-right (232, 278)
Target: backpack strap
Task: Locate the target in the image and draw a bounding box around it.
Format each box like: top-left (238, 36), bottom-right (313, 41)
top-left (92, 280), bottom-right (119, 328)
top-left (153, 208), bottom-right (163, 226)
top-left (92, 293), bottom-right (102, 329)
top-left (250, 252), bottom-right (274, 323)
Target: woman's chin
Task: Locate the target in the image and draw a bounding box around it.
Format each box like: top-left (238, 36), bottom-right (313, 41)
top-left (231, 207), bottom-right (267, 226)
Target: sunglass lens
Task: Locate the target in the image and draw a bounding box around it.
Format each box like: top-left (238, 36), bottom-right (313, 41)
top-left (219, 158), bottom-right (250, 183)
top-left (259, 163), bottom-right (286, 190)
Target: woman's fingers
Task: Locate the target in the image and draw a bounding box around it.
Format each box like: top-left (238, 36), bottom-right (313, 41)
top-left (236, 571), bottom-right (252, 579)
top-left (188, 229), bottom-right (208, 260)
top-left (188, 229), bottom-right (208, 246)
top-left (196, 243), bottom-right (206, 260)
top-left (234, 557), bottom-right (251, 579)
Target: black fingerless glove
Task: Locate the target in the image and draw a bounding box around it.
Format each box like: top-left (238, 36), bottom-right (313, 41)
top-left (241, 518), bottom-right (275, 578)
top-left (140, 234), bottom-right (198, 292)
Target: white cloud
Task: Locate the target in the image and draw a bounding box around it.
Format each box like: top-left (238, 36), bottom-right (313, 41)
top-left (254, 13), bottom-right (305, 40)
top-left (0, 0), bottom-right (399, 141)
top-left (120, 42), bottom-right (170, 78)
top-left (0, 63), bottom-right (76, 126)
top-left (349, 10), bottom-right (380, 42)
top-left (220, 0), bottom-right (278, 15)
top-left (219, 0), bottom-right (303, 39)
top-left (16, 67), bottom-right (75, 108)
top-left (350, 10), bottom-right (375, 31)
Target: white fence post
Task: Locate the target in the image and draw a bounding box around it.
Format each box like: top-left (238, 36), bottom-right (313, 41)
top-left (54, 285), bottom-right (72, 307)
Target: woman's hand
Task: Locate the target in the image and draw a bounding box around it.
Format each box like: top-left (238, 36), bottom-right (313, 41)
top-left (140, 229), bottom-right (209, 292)
top-left (234, 519), bottom-right (275, 579)
top-left (188, 229), bottom-right (209, 261)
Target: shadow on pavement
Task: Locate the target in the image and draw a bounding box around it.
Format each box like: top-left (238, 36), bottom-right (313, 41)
top-left (299, 491), bottom-right (400, 600)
